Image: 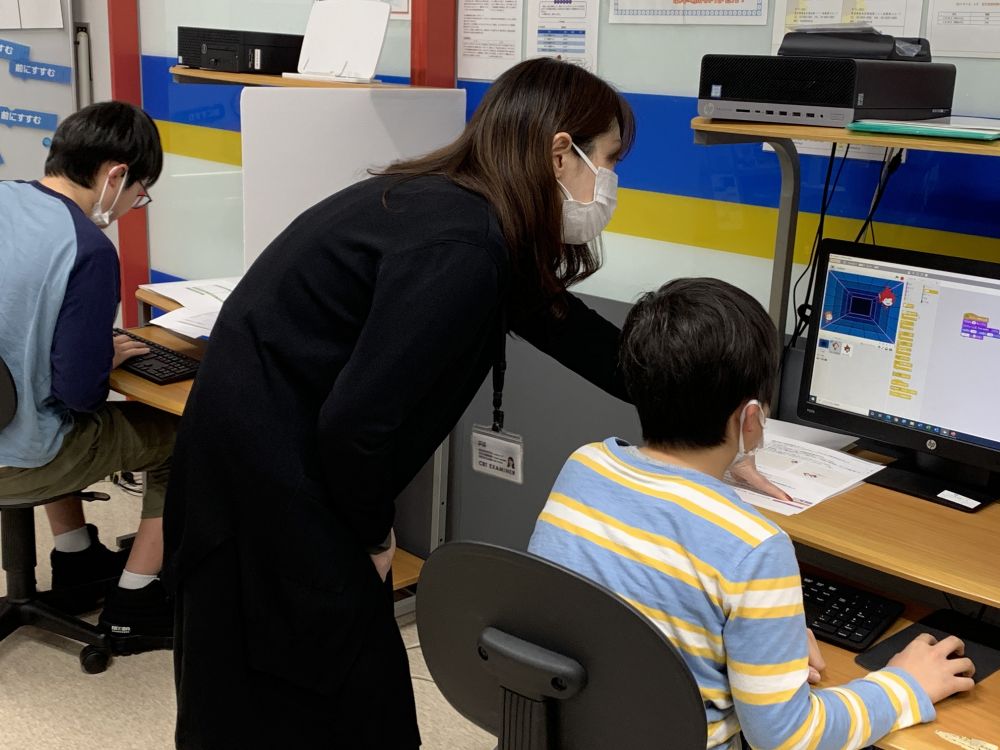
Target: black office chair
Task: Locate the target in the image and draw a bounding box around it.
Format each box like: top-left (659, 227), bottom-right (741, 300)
top-left (417, 542), bottom-right (708, 750)
top-left (0, 356), bottom-right (112, 673)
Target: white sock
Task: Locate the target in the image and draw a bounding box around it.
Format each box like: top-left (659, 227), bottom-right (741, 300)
top-left (118, 570), bottom-right (157, 590)
top-left (53, 526), bottom-right (91, 553)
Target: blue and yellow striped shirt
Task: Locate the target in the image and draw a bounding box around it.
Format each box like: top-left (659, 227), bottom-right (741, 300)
top-left (527, 438), bottom-right (933, 750)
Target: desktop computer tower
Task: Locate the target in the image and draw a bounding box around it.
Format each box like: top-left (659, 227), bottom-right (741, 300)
top-left (177, 27), bottom-right (303, 75)
top-left (698, 55), bottom-right (956, 127)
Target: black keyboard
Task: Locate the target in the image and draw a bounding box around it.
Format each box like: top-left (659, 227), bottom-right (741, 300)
top-left (114, 328), bottom-right (200, 385)
top-left (802, 575), bottom-right (905, 652)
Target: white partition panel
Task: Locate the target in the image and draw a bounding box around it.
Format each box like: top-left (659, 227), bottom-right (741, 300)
top-left (240, 86), bottom-right (466, 269)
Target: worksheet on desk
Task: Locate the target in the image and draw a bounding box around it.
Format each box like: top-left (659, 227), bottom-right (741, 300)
top-left (138, 277), bottom-right (241, 311)
top-left (727, 435), bottom-right (882, 515)
top-left (150, 308), bottom-right (218, 340)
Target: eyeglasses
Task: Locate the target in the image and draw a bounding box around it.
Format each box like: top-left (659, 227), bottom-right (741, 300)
top-left (131, 183), bottom-right (152, 209)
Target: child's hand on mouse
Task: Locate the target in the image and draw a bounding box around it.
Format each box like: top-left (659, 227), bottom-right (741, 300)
top-left (887, 633), bottom-right (976, 703)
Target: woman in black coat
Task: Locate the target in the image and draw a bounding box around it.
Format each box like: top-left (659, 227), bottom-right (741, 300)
top-left (165, 58), bottom-right (636, 748)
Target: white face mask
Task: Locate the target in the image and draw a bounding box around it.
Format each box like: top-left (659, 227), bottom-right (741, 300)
top-left (90, 167), bottom-right (128, 228)
top-left (558, 142), bottom-right (618, 245)
top-left (731, 399), bottom-right (767, 468)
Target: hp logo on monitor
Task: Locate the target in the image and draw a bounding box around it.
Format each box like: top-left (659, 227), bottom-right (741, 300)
top-left (926, 439), bottom-right (938, 451)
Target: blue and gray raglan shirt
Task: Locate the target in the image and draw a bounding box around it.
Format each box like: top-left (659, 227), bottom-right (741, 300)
top-left (0, 180), bottom-right (119, 467)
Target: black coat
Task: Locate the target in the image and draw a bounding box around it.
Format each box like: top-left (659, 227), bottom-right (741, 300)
top-left (164, 175), bottom-right (626, 747)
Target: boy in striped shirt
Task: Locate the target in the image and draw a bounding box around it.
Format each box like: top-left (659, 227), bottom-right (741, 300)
top-left (528, 278), bottom-right (975, 750)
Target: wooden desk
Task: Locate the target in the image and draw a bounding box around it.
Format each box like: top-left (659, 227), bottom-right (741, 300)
top-left (108, 325), bottom-right (424, 593)
top-left (169, 65), bottom-right (401, 89)
top-left (392, 548), bottom-right (424, 590)
top-left (820, 609), bottom-right (999, 750)
top-left (760, 483), bottom-right (1000, 609)
top-left (692, 118), bottom-right (1000, 159)
top-left (761, 477), bottom-right (1000, 750)
top-left (135, 287), bottom-right (181, 325)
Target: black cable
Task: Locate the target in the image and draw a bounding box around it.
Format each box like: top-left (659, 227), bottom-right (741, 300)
top-left (855, 148), bottom-right (903, 243)
top-left (867, 149), bottom-right (890, 244)
top-left (784, 143), bottom-right (851, 357)
top-left (978, 603), bottom-right (988, 620)
top-left (789, 144), bottom-right (837, 329)
top-left (945, 592), bottom-right (956, 610)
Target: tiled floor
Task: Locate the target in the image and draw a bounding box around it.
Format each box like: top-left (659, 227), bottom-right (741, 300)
top-left (0, 481), bottom-right (494, 750)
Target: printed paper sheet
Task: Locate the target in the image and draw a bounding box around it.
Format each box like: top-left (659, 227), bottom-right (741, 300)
top-left (527, 0), bottom-right (599, 70)
top-left (609, 0), bottom-right (768, 26)
top-left (458, 0), bottom-right (524, 80)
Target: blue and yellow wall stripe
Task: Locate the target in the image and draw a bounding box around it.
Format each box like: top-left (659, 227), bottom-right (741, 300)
top-left (142, 54), bottom-right (1000, 267)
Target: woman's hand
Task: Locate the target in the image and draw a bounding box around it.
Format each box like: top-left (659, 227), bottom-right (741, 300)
top-left (369, 529), bottom-right (396, 583)
top-left (112, 332), bottom-right (149, 369)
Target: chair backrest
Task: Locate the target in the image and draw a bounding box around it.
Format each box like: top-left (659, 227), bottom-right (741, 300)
top-left (0, 355), bottom-right (17, 432)
top-left (417, 542), bottom-right (708, 750)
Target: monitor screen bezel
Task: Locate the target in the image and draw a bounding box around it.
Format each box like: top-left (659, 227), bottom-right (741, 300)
top-left (798, 238), bottom-right (1000, 474)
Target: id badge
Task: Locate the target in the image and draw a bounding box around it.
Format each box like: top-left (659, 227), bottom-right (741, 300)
top-left (471, 424), bottom-right (524, 485)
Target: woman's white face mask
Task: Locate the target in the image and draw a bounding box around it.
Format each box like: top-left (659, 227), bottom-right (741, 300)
top-left (558, 142), bottom-right (618, 245)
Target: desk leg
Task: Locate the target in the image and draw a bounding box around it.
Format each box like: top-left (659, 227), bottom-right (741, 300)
top-left (767, 138), bottom-right (801, 335)
top-left (692, 131), bottom-right (802, 334)
top-left (137, 300), bottom-right (153, 327)
top-left (429, 437), bottom-right (449, 553)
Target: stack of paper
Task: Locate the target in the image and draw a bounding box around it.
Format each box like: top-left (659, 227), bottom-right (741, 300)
top-left (849, 117), bottom-right (1000, 141)
top-left (139, 276), bottom-right (241, 339)
top-left (728, 434), bottom-right (882, 516)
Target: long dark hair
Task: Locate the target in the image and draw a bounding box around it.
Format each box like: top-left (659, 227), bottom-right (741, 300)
top-left (376, 58), bottom-right (635, 300)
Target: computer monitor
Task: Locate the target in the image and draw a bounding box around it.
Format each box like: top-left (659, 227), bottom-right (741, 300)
top-left (799, 239), bottom-right (1000, 512)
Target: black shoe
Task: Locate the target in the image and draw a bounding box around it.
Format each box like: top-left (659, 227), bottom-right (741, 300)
top-left (99, 578), bottom-right (174, 655)
top-left (48, 524), bottom-right (129, 614)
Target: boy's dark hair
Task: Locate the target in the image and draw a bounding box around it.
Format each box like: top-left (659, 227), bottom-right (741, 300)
top-left (620, 278), bottom-right (780, 449)
top-left (44, 101), bottom-right (163, 189)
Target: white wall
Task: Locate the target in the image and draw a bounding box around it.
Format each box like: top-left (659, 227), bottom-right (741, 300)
top-left (72, 0), bottom-right (118, 249)
top-left (136, 0), bottom-right (412, 279)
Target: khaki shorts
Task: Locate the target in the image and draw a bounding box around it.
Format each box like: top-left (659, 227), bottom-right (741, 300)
top-left (0, 402), bottom-right (178, 518)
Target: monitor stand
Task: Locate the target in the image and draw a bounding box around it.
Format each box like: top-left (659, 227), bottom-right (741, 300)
top-left (864, 447), bottom-right (1000, 512)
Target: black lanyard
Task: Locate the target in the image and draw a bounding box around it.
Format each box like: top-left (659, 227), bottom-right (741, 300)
top-left (492, 310), bottom-right (507, 433)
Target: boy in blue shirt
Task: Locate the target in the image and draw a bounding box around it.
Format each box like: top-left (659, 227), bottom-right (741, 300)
top-left (0, 101), bottom-right (175, 651)
top-left (529, 278), bottom-right (975, 750)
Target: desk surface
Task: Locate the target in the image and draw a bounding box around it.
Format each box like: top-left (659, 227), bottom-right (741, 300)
top-left (108, 326), bottom-right (203, 416)
top-left (169, 65), bottom-right (402, 89)
top-left (759, 477), bottom-right (1000, 609)
top-left (821, 608), bottom-right (999, 750)
top-left (691, 117), bottom-right (1000, 158)
top-left (135, 288), bottom-right (183, 315)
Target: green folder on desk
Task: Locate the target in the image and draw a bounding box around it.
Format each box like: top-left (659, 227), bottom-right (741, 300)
top-left (849, 117), bottom-right (1000, 141)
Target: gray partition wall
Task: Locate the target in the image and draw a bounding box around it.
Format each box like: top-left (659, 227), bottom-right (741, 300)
top-left (443, 294), bottom-right (819, 551)
top-left (446, 294), bottom-right (641, 551)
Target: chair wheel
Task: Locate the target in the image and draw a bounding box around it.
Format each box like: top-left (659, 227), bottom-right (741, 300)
top-left (80, 645), bottom-right (111, 674)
